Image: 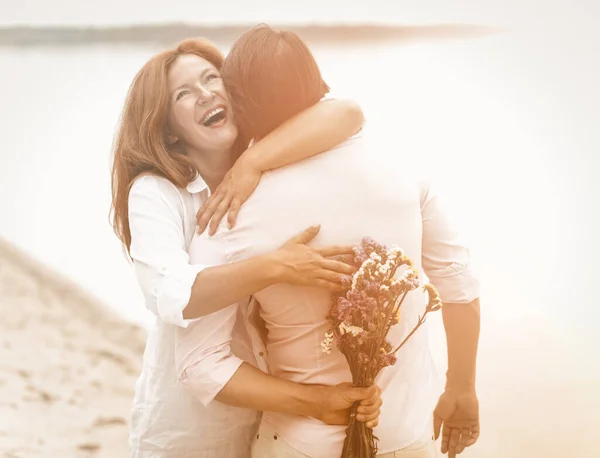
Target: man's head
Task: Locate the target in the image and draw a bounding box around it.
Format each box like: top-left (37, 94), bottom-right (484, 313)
top-left (221, 24), bottom-right (329, 141)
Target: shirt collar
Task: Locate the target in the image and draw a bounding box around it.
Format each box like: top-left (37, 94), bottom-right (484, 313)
top-left (186, 173), bottom-right (209, 194)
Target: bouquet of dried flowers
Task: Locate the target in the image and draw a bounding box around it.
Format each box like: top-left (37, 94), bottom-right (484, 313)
top-left (322, 238), bottom-right (443, 458)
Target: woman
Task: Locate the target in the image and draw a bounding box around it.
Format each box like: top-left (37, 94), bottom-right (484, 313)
top-left (111, 37), bottom-right (380, 458)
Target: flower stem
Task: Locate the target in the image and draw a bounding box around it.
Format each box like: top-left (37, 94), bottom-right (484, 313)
top-left (391, 310), bottom-right (430, 355)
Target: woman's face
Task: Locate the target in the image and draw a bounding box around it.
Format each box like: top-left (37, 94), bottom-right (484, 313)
top-left (166, 54), bottom-right (238, 155)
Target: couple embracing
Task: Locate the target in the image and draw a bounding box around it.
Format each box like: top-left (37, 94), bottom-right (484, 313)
top-left (111, 24), bottom-right (480, 458)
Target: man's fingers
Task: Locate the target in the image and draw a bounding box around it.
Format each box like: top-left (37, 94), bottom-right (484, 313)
top-left (319, 259), bottom-right (357, 275)
top-left (317, 245), bottom-right (355, 258)
top-left (464, 424), bottom-right (480, 446)
top-left (227, 197), bottom-right (242, 229)
top-left (287, 225), bottom-right (321, 244)
top-left (441, 424), bottom-right (451, 454)
top-left (454, 428), bottom-right (469, 455)
top-left (433, 413), bottom-right (443, 440)
top-left (448, 428), bottom-right (461, 458)
top-left (208, 194), bottom-right (232, 236)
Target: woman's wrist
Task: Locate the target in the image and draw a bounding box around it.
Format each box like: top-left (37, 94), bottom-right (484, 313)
top-left (236, 145), bottom-right (267, 174)
top-left (296, 384), bottom-right (328, 420)
top-left (257, 251), bottom-right (288, 284)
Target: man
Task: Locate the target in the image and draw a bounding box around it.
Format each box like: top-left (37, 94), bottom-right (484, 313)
top-left (179, 25), bottom-right (481, 458)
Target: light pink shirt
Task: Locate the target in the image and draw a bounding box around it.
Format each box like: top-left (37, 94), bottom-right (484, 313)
top-left (178, 133), bottom-right (479, 457)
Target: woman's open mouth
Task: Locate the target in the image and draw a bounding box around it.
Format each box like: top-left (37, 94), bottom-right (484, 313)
top-left (201, 106), bottom-right (227, 127)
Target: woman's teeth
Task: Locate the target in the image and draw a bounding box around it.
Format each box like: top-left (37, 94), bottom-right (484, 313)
top-left (202, 107), bottom-right (226, 126)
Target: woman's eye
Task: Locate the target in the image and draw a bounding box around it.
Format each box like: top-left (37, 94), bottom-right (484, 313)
top-left (205, 73), bottom-right (220, 83)
top-left (176, 90), bottom-right (190, 101)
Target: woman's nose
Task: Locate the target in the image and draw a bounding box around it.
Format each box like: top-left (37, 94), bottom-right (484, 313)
top-left (195, 85), bottom-right (214, 105)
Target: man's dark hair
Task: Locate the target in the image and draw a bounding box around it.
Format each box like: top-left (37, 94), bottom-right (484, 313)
top-left (221, 24), bottom-right (330, 141)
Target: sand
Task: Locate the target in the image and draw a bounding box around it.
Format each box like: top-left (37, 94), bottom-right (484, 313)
top-left (2, 237), bottom-right (599, 458)
top-left (0, 239), bottom-right (145, 458)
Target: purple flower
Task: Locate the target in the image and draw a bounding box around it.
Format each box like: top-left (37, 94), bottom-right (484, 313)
top-left (340, 275), bottom-right (353, 290)
top-left (352, 246), bottom-right (369, 265)
top-left (380, 352), bottom-right (397, 368)
top-left (362, 237), bottom-right (388, 257)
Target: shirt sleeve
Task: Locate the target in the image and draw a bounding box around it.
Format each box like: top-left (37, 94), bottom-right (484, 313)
top-left (173, 231), bottom-right (251, 405)
top-left (128, 175), bottom-right (206, 327)
top-left (175, 303), bottom-right (245, 406)
top-left (420, 179), bottom-right (480, 303)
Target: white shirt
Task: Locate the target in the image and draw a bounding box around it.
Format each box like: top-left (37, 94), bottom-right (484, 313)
top-left (127, 174), bottom-right (260, 458)
top-left (179, 134), bottom-right (480, 458)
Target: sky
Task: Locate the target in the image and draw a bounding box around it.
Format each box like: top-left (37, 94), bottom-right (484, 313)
top-left (1, 0), bottom-right (598, 29)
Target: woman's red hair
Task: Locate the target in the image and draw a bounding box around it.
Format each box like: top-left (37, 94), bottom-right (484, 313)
top-left (110, 38), bottom-right (224, 255)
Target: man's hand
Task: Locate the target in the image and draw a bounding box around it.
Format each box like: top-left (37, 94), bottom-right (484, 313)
top-left (433, 389), bottom-right (480, 457)
top-left (317, 383), bottom-right (382, 429)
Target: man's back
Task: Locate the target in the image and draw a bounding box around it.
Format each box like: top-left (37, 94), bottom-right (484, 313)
top-left (216, 134), bottom-right (448, 456)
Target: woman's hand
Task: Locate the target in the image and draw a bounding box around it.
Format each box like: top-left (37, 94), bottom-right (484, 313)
top-left (196, 160), bottom-right (262, 236)
top-left (318, 383), bottom-right (383, 429)
top-left (268, 225), bottom-right (357, 291)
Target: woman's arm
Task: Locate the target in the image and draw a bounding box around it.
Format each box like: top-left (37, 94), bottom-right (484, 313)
top-left (128, 177), bottom-right (353, 325)
top-left (184, 225), bottom-right (354, 319)
top-left (176, 307), bottom-right (381, 427)
top-left (197, 98), bottom-right (364, 234)
top-left (217, 362), bottom-right (381, 427)
top-left (240, 97), bottom-right (363, 172)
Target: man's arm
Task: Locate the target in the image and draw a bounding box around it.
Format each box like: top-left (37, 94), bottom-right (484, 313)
top-left (435, 298), bottom-right (481, 457)
top-left (443, 298), bottom-right (480, 392)
top-left (419, 179), bottom-right (481, 457)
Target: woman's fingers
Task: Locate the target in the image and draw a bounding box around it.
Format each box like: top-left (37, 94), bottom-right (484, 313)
top-left (208, 194), bottom-right (233, 236)
top-left (317, 245), bottom-right (355, 258)
top-left (365, 418), bottom-right (379, 429)
top-left (285, 225), bottom-right (321, 245)
top-left (310, 278), bottom-right (345, 292)
top-left (227, 197), bottom-right (242, 229)
top-left (356, 386), bottom-right (382, 427)
top-left (314, 269), bottom-right (352, 285)
top-left (196, 192), bottom-right (224, 233)
top-left (357, 407), bottom-right (381, 424)
top-left (319, 259), bottom-right (357, 276)
top-left (357, 385), bottom-right (381, 408)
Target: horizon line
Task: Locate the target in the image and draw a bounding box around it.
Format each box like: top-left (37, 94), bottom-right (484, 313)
top-left (0, 22), bottom-right (501, 47)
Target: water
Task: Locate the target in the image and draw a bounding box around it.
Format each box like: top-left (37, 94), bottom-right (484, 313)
top-left (0, 24), bottom-right (599, 456)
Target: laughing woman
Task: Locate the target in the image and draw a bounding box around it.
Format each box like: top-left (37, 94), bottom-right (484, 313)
top-left (111, 37), bottom-right (380, 458)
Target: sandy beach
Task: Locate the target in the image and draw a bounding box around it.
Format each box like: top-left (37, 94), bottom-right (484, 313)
top-left (1, 237), bottom-right (599, 457)
top-left (0, 239), bottom-right (145, 458)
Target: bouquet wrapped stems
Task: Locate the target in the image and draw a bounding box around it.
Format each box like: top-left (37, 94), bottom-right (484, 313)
top-left (323, 238), bottom-right (443, 458)
top-left (341, 403), bottom-right (377, 458)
